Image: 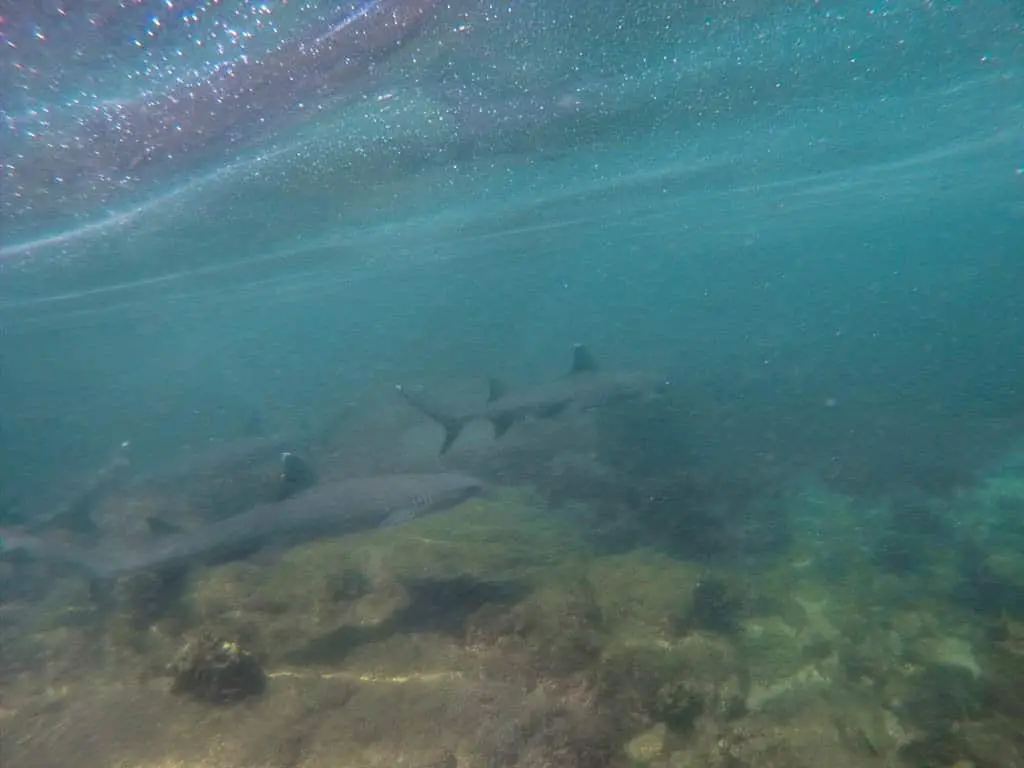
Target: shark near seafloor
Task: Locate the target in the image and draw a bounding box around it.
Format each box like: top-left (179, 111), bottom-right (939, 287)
top-left (396, 344), bottom-right (670, 455)
top-left (0, 470), bottom-right (486, 579)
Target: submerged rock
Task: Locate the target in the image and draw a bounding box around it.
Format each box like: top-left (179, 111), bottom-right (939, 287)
top-left (168, 631), bottom-right (266, 703)
top-left (687, 573), bottom-right (747, 634)
top-left (465, 576), bottom-right (604, 679)
top-left (598, 632), bottom-right (747, 733)
top-left (419, 751), bottom-right (458, 768)
top-left (652, 678), bottom-right (705, 732)
top-left (477, 689), bottom-right (623, 768)
top-left (624, 723), bottom-right (667, 763)
top-left (712, 697), bottom-right (896, 768)
top-left (113, 566), bottom-right (189, 631)
top-left (888, 661), bottom-right (986, 734)
top-left (956, 719), bottom-right (1024, 768)
top-left (739, 615), bottom-right (806, 684)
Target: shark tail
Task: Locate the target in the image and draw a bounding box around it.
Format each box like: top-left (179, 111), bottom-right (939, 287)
top-left (30, 439), bottom-right (133, 535)
top-left (395, 385), bottom-right (466, 455)
top-left (1, 528), bottom-right (127, 611)
top-left (0, 528), bottom-right (111, 579)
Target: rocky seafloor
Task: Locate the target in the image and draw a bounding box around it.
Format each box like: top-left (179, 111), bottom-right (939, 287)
top-left (3, 468), bottom-right (1024, 768)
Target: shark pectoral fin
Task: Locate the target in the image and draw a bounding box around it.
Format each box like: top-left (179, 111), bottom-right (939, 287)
top-left (145, 516), bottom-right (184, 536)
top-left (380, 508), bottom-right (417, 528)
top-left (486, 377), bottom-right (508, 403)
top-left (46, 502), bottom-right (101, 536)
top-left (569, 344), bottom-right (598, 375)
top-left (439, 424), bottom-right (464, 455)
top-left (490, 414), bottom-right (517, 439)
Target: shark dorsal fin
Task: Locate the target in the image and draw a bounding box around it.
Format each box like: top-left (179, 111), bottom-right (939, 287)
top-left (280, 452), bottom-right (316, 485)
top-left (486, 377), bottom-right (508, 403)
top-left (569, 344), bottom-right (598, 375)
top-left (278, 451), bottom-right (317, 500)
top-left (145, 516), bottom-right (184, 536)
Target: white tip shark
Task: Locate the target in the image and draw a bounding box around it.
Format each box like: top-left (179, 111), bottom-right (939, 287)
top-left (11, 430), bottom-right (318, 537)
top-left (396, 344), bottom-right (669, 455)
top-left (0, 471), bottom-right (485, 579)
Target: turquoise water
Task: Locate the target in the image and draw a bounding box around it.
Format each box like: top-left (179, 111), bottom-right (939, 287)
top-left (1, 2), bottom-right (1024, 766)
top-left (3, 0), bottom-right (1021, 493)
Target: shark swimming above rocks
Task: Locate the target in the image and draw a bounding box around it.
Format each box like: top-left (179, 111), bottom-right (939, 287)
top-left (7, 432), bottom-right (319, 538)
top-left (396, 344), bottom-right (669, 455)
top-left (0, 471), bottom-right (486, 579)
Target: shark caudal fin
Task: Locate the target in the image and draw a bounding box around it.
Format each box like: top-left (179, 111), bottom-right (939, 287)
top-left (33, 439), bottom-right (133, 535)
top-left (0, 528), bottom-right (110, 579)
top-left (395, 385), bottom-right (466, 455)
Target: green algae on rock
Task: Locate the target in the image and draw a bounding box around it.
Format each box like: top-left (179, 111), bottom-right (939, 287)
top-left (598, 632), bottom-right (748, 735)
top-left (168, 631), bottom-right (266, 703)
top-left (465, 573), bottom-right (604, 679)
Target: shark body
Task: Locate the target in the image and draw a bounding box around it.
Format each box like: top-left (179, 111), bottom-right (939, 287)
top-left (0, 471), bottom-right (484, 579)
top-left (397, 344), bottom-right (668, 454)
top-left (9, 434), bottom-right (318, 536)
